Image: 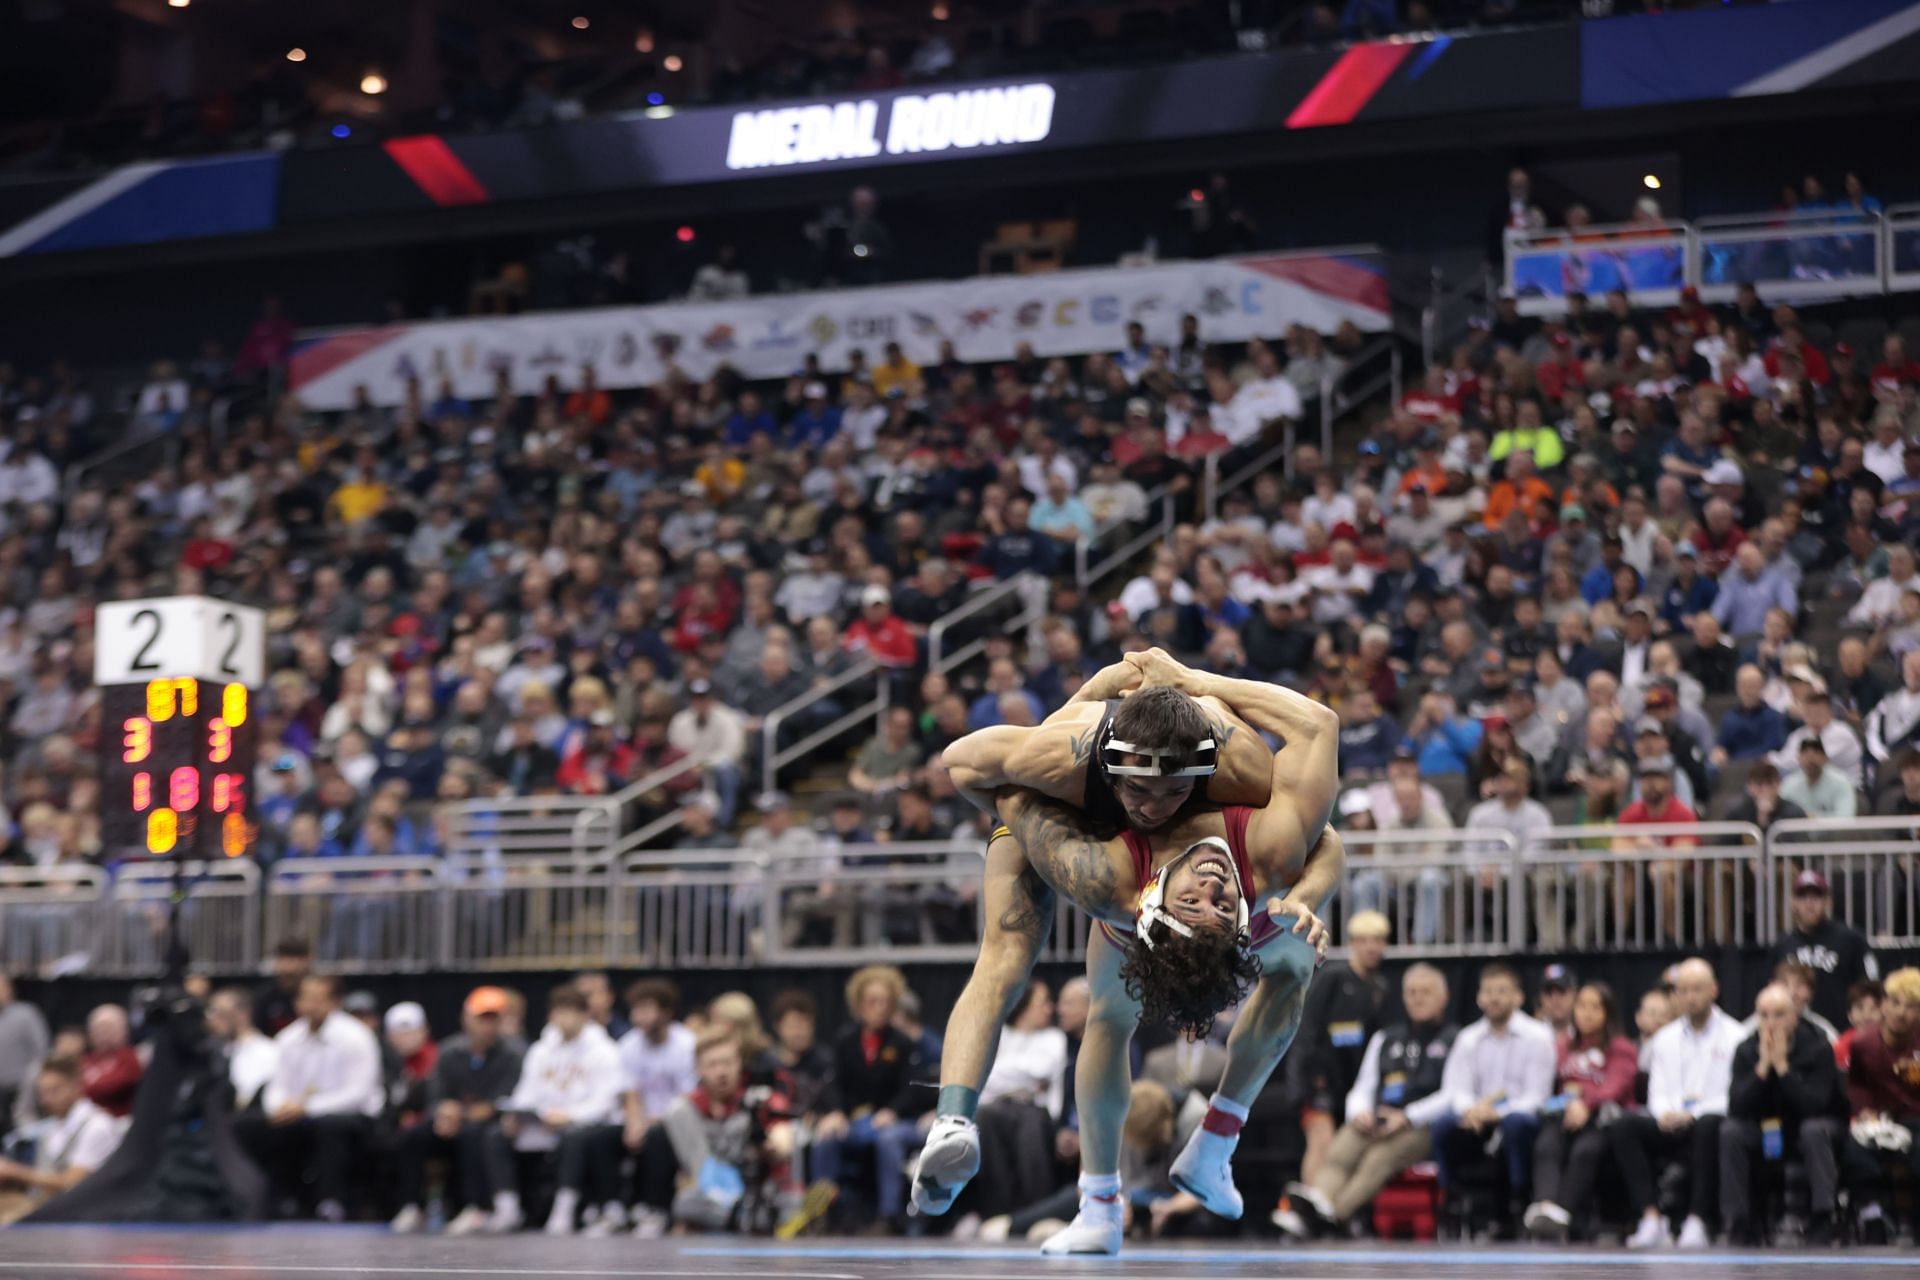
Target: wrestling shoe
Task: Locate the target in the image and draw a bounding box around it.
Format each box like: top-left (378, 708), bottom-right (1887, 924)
top-left (1038, 1204), bottom-right (1124, 1256)
top-left (908, 1115), bottom-right (980, 1216)
top-left (1169, 1125), bottom-right (1243, 1219)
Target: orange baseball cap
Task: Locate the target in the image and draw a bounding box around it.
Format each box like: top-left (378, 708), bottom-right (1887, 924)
top-left (464, 986), bottom-right (511, 1017)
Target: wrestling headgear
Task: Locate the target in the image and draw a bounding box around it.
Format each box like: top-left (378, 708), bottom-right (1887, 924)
top-left (1100, 725), bottom-right (1218, 778)
top-left (1135, 836), bottom-right (1249, 948)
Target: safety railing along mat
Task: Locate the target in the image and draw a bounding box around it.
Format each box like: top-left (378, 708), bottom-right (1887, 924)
top-left (1524, 823), bottom-right (1767, 954)
top-left (24, 819), bottom-right (1920, 973)
top-left (1334, 830), bottom-right (1522, 958)
top-left (264, 856), bottom-right (443, 974)
top-left (0, 865), bottom-right (106, 977)
top-left (95, 859), bottom-right (261, 977)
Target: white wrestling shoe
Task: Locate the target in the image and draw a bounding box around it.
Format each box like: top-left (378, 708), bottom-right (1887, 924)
top-left (1038, 1203), bottom-right (1124, 1256)
top-left (1169, 1125), bottom-right (1243, 1219)
top-left (908, 1115), bottom-right (980, 1216)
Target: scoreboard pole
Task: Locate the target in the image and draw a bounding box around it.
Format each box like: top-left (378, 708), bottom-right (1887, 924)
top-left (93, 597), bottom-right (266, 975)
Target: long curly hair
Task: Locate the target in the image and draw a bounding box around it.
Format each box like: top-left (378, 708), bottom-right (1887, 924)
top-left (1117, 920), bottom-right (1260, 1039)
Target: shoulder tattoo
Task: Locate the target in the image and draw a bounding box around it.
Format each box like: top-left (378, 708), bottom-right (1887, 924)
top-left (1208, 719), bottom-right (1236, 750)
top-left (1007, 795), bottom-right (1120, 916)
top-left (1069, 727), bottom-right (1097, 767)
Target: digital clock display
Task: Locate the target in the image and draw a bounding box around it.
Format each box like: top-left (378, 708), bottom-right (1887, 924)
top-left (99, 678), bottom-right (259, 858)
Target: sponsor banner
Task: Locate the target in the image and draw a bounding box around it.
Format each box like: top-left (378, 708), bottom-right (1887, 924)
top-left (289, 252), bottom-right (1390, 410)
top-left (278, 25), bottom-right (1576, 223)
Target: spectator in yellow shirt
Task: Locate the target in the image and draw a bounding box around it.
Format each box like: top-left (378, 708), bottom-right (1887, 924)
top-left (870, 341), bottom-right (921, 400)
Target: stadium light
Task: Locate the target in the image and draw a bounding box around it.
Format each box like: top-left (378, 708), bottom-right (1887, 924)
top-left (361, 72), bottom-right (388, 95)
top-left (1643, 174), bottom-right (1662, 190)
top-left (663, 54), bottom-right (683, 72)
top-left (167, 0), bottom-right (190, 8)
top-left (572, 15), bottom-right (589, 29)
top-left (932, 2), bottom-right (950, 18)
top-left (286, 48), bottom-right (307, 63)
top-left (635, 29), bottom-right (655, 53)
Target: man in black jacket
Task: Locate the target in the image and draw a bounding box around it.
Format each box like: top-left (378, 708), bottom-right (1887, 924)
top-left (389, 987), bottom-right (526, 1235)
top-left (1294, 910), bottom-right (1392, 1185)
top-left (1720, 983), bottom-right (1848, 1244)
top-left (809, 966), bottom-right (932, 1229)
top-left (1770, 870), bottom-right (1878, 1030)
top-left (1282, 963), bottom-right (1458, 1237)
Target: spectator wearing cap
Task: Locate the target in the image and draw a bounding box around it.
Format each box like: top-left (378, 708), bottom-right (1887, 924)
top-left (1638, 679), bottom-right (1712, 798)
top-left (1722, 755), bottom-right (1806, 830)
top-left (1629, 718), bottom-right (1697, 809)
top-left (1712, 543), bottom-right (1796, 640)
top-left (1662, 543), bottom-right (1719, 634)
top-left (1534, 965), bottom-right (1577, 1044)
top-left (1467, 758), bottom-right (1556, 942)
top-left (1542, 505), bottom-right (1600, 578)
top-left (1771, 869), bottom-right (1877, 1030)
top-left (1618, 751), bottom-right (1703, 942)
top-left (843, 586), bottom-right (919, 669)
top-left (384, 1002), bottom-right (439, 1124)
top-left (667, 681), bottom-right (746, 826)
top-left (1772, 690), bottom-right (1865, 791)
top-left (1505, 682), bottom-right (1558, 770)
top-left (785, 383), bottom-right (842, 449)
top-left (1661, 413), bottom-right (1723, 500)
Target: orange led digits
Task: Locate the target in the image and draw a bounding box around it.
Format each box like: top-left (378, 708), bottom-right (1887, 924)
top-left (211, 773), bottom-right (245, 813)
top-left (208, 719), bottom-right (232, 763)
top-left (122, 717), bottom-right (152, 764)
top-left (131, 772), bottom-right (152, 812)
top-left (147, 808), bottom-right (178, 854)
top-left (221, 683), bottom-right (248, 727)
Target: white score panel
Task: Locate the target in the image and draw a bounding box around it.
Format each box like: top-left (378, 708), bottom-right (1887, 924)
top-left (94, 596), bottom-right (266, 687)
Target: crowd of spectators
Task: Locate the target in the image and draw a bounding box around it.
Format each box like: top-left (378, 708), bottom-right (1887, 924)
top-left (1, 881), bottom-right (1911, 1247)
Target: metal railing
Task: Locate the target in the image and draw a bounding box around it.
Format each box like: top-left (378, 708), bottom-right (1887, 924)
top-left (265, 856), bottom-right (442, 975)
top-left (1077, 494), bottom-right (1175, 596)
top-left (97, 859), bottom-right (261, 977)
top-left (759, 656), bottom-right (882, 798)
top-left (1201, 334), bottom-right (1404, 524)
top-left (34, 819), bottom-right (1920, 975)
top-left (0, 865), bottom-right (106, 977)
top-left (1506, 205), bottom-right (1920, 316)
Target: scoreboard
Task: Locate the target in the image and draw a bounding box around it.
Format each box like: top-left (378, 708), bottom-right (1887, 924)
top-left (94, 597), bottom-right (265, 860)
top-left (100, 678), bottom-right (259, 857)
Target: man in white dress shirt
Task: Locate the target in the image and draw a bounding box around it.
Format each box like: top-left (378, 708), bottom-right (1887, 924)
top-left (208, 986), bottom-right (278, 1111)
top-left (0, 1058), bottom-right (126, 1224)
top-left (1426, 963), bottom-right (1557, 1234)
top-left (1606, 957), bottom-right (1746, 1248)
top-left (237, 975), bottom-right (383, 1222)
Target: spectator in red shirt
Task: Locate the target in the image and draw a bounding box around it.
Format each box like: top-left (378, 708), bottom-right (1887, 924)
top-left (1400, 367), bottom-right (1459, 426)
top-left (1872, 335), bottom-right (1920, 396)
top-left (80, 1003), bottom-right (142, 1118)
top-left (556, 709), bottom-right (638, 795)
top-left (844, 586), bottom-right (918, 669)
top-left (1764, 323), bottom-right (1831, 388)
top-left (1836, 979), bottom-right (1883, 1073)
top-left (1845, 967), bottom-right (1920, 1241)
top-left (1536, 333), bottom-right (1586, 404)
top-left (670, 581), bottom-right (734, 655)
top-left (1615, 757), bottom-right (1700, 944)
top-left (180, 516), bottom-right (235, 573)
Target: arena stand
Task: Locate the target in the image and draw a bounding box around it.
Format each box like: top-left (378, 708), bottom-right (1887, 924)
top-left (7, 0), bottom-right (1920, 1249)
